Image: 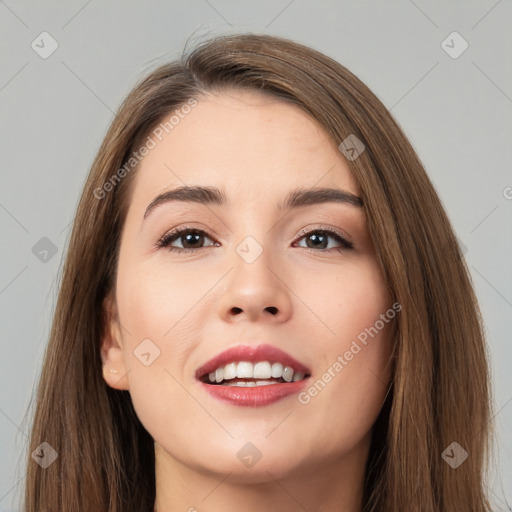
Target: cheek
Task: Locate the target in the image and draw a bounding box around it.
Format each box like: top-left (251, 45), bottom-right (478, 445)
top-left (294, 256), bottom-right (392, 350)
top-left (114, 260), bottom-right (206, 443)
top-left (290, 258), bottom-right (394, 449)
top-left (114, 260), bottom-right (205, 411)
top-left (116, 256), bottom-right (212, 347)
top-left (300, 328), bottom-right (393, 456)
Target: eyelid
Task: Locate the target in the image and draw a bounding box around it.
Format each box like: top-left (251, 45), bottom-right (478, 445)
top-left (156, 224), bottom-right (216, 250)
top-left (156, 223), bottom-right (354, 252)
top-left (295, 225), bottom-right (353, 245)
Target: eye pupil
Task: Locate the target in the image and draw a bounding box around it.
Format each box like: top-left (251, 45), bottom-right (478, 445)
top-left (182, 232), bottom-right (204, 248)
top-left (307, 233), bottom-right (327, 249)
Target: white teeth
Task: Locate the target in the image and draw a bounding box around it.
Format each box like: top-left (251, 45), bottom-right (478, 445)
top-left (205, 360), bottom-right (307, 384)
top-left (271, 362), bottom-right (283, 378)
top-left (282, 366), bottom-right (294, 382)
top-left (293, 371), bottom-right (305, 382)
top-left (253, 362), bottom-right (272, 379)
top-left (223, 362), bottom-right (237, 380)
top-left (224, 380), bottom-right (280, 387)
top-left (236, 361), bottom-right (253, 378)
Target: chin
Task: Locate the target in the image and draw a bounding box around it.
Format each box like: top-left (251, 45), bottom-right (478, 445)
top-left (183, 442), bottom-right (309, 483)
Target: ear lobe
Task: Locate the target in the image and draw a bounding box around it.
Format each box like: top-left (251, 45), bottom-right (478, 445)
top-left (100, 293), bottom-right (130, 390)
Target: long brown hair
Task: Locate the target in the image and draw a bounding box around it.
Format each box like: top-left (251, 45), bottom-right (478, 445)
top-left (22, 33), bottom-right (492, 511)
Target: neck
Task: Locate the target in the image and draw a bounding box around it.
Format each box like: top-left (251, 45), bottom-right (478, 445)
top-left (153, 435), bottom-right (370, 512)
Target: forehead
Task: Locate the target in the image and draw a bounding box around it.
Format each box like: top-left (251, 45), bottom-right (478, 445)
top-left (126, 89), bottom-right (360, 214)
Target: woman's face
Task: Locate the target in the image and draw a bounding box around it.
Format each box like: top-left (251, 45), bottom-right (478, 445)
top-left (102, 89), bottom-right (394, 484)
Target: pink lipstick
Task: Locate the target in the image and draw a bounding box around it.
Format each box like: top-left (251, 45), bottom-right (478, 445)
top-left (195, 344), bottom-right (311, 407)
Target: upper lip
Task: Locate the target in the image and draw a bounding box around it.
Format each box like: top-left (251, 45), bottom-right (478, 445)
top-left (195, 343), bottom-right (311, 380)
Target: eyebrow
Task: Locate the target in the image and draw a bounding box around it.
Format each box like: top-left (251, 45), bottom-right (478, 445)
top-left (143, 185), bottom-right (364, 220)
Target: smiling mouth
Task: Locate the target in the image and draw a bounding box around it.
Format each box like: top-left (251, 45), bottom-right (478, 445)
top-left (199, 360), bottom-right (311, 387)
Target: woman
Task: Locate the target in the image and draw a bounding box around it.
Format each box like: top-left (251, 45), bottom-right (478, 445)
top-left (24, 33), bottom-right (492, 511)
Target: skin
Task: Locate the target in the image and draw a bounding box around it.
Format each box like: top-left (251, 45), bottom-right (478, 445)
top-left (101, 89), bottom-right (395, 512)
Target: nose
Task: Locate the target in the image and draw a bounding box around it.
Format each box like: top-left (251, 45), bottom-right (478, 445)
top-left (217, 242), bottom-right (293, 324)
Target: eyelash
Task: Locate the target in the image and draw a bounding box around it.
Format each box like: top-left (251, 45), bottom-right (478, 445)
top-left (156, 225), bottom-right (354, 254)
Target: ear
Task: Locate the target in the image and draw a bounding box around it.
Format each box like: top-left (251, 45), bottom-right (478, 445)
top-left (100, 292), bottom-right (130, 390)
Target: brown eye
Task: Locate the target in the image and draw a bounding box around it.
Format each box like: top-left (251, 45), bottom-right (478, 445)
top-left (157, 228), bottom-right (217, 253)
top-left (295, 229), bottom-right (354, 251)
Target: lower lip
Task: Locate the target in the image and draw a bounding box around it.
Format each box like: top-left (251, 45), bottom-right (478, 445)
top-left (198, 379), bottom-right (309, 407)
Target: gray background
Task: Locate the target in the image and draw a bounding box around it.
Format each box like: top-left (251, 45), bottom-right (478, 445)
top-left (1, 0), bottom-right (511, 509)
